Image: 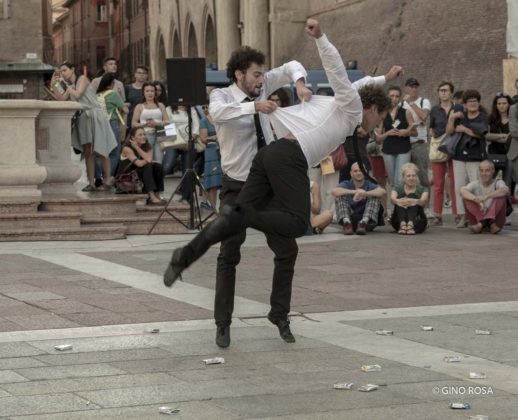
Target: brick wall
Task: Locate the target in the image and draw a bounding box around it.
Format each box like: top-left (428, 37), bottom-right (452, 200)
top-left (0, 0), bottom-right (44, 62)
top-left (295, 0), bottom-right (508, 108)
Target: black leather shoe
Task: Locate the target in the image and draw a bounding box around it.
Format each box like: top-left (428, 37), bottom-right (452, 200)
top-left (268, 315), bottom-right (296, 343)
top-left (163, 248), bottom-right (185, 287)
top-left (215, 326), bottom-right (230, 348)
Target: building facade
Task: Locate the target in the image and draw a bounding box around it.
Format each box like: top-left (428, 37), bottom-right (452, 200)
top-left (50, 0), bottom-right (513, 103)
top-left (0, 0), bottom-right (54, 99)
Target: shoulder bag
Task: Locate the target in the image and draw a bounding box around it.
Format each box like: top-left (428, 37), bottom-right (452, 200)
top-left (157, 123), bottom-right (185, 151)
top-left (429, 134), bottom-right (449, 162)
top-left (438, 132), bottom-right (462, 157)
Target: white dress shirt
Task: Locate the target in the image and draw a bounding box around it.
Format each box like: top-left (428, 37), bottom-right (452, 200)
top-left (209, 61), bottom-right (307, 182)
top-left (269, 35), bottom-right (363, 167)
top-left (403, 97), bottom-right (431, 143)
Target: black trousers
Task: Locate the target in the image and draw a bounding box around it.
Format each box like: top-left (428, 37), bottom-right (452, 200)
top-left (137, 162), bottom-right (164, 193)
top-left (183, 139), bottom-right (310, 321)
top-left (391, 204), bottom-right (427, 233)
top-left (215, 175), bottom-right (299, 326)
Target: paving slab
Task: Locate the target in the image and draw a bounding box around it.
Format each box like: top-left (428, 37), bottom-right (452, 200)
top-left (1, 220), bottom-right (518, 418)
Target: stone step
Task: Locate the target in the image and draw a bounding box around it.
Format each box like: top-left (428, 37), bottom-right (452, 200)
top-left (81, 214), bottom-right (190, 235)
top-left (0, 226), bottom-right (126, 242)
top-left (0, 212), bottom-right (81, 230)
top-left (0, 199), bottom-right (39, 214)
top-left (40, 194), bottom-right (148, 217)
top-left (136, 203), bottom-right (191, 214)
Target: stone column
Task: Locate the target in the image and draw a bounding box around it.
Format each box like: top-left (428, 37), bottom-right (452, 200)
top-left (37, 101), bottom-right (83, 196)
top-left (0, 100), bottom-right (47, 210)
top-left (215, 0), bottom-right (240, 69)
top-left (242, 0), bottom-right (269, 64)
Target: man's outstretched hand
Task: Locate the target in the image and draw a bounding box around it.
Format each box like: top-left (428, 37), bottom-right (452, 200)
top-left (305, 18), bottom-right (323, 39)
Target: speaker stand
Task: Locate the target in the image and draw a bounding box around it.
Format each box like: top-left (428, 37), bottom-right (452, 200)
top-left (148, 106), bottom-right (215, 234)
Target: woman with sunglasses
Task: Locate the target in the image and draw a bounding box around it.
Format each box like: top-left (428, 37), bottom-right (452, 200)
top-left (486, 93), bottom-right (512, 188)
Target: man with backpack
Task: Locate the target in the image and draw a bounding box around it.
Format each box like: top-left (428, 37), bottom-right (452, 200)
top-left (403, 78), bottom-right (431, 190)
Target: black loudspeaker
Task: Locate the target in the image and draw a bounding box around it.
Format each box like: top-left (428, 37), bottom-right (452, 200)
top-left (166, 58), bottom-right (207, 106)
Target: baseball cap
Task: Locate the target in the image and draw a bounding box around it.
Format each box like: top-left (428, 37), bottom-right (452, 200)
top-left (405, 78), bottom-right (420, 86)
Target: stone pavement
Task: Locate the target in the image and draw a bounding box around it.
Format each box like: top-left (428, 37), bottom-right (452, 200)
top-left (0, 215), bottom-right (518, 419)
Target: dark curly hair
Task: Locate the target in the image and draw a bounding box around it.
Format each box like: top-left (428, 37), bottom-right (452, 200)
top-left (226, 46), bottom-right (265, 83)
top-left (358, 85), bottom-right (391, 113)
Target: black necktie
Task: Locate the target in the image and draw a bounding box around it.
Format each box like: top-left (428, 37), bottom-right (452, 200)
top-left (243, 98), bottom-right (266, 150)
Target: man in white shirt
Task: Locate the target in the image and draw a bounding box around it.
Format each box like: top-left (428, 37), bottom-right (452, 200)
top-left (207, 46), bottom-right (310, 348)
top-left (460, 160), bottom-right (509, 233)
top-left (402, 78), bottom-right (431, 188)
top-left (164, 18), bottom-right (391, 339)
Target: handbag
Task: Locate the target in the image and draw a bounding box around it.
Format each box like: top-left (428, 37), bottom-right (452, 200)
top-left (115, 170), bottom-right (143, 194)
top-left (330, 144), bottom-right (348, 171)
top-left (157, 123), bottom-right (185, 151)
top-left (438, 132), bottom-right (462, 156)
top-left (487, 153), bottom-right (507, 171)
top-left (429, 134), bottom-right (449, 163)
top-left (195, 138), bottom-right (206, 153)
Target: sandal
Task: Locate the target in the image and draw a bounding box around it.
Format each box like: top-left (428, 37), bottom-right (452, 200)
top-left (398, 221), bottom-right (408, 235)
top-left (406, 222), bottom-right (415, 235)
top-left (81, 184), bottom-right (96, 192)
top-left (96, 184), bottom-right (113, 192)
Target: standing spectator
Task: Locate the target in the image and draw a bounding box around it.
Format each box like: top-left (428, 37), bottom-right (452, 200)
top-left (333, 162), bottom-right (386, 235)
top-left (508, 99), bottom-right (518, 196)
top-left (390, 163), bottom-right (429, 235)
top-left (51, 62), bottom-right (116, 192)
top-left (452, 90), bottom-right (464, 106)
top-left (132, 82), bottom-right (169, 163)
top-left (153, 80), bottom-right (168, 105)
top-left (447, 90), bottom-right (488, 228)
top-left (377, 86), bottom-right (416, 187)
top-left (366, 131), bottom-right (389, 218)
top-left (96, 73), bottom-right (127, 176)
top-left (403, 78), bottom-right (431, 190)
top-left (486, 93), bottom-right (512, 188)
top-left (89, 57), bottom-right (126, 101)
top-left (341, 126), bottom-right (371, 181)
top-left (429, 81), bottom-right (457, 225)
top-left (125, 65), bottom-right (149, 130)
top-left (199, 104), bottom-right (222, 209)
top-left (511, 79), bottom-right (518, 105)
top-left (309, 181), bottom-right (333, 234)
top-left (460, 160), bottom-right (509, 233)
top-left (162, 105), bottom-right (200, 203)
top-left (268, 88), bottom-right (291, 108)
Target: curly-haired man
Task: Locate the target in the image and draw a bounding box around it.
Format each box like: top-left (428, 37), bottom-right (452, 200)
top-left (164, 19), bottom-right (391, 344)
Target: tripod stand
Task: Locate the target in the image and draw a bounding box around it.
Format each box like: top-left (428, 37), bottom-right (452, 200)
top-left (148, 106), bottom-right (215, 234)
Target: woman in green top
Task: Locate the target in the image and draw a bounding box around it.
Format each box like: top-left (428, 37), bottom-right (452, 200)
top-left (390, 162), bottom-right (429, 235)
top-left (97, 73), bottom-right (127, 176)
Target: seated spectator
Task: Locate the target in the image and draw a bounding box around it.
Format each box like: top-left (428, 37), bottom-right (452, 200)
top-left (460, 160), bottom-right (509, 233)
top-left (309, 181), bottom-right (333, 234)
top-left (117, 127), bottom-right (165, 205)
top-left (332, 162), bottom-right (386, 235)
top-left (390, 163), bottom-right (429, 235)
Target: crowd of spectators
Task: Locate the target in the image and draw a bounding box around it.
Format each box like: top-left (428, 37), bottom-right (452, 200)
top-left (49, 56), bottom-right (518, 234)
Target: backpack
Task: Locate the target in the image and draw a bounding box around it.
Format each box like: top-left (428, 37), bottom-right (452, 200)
top-left (97, 89), bottom-right (112, 120)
